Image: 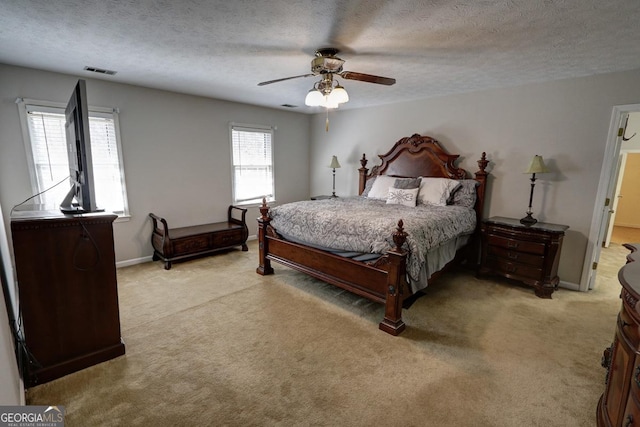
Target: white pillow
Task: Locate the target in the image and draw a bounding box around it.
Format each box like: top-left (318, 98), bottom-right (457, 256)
top-left (418, 177), bottom-right (460, 206)
top-left (386, 187), bottom-right (419, 207)
top-left (367, 175), bottom-right (399, 200)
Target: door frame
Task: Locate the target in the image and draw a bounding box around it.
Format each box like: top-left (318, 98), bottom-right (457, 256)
top-left (582, 104), bottom-right (640, 291)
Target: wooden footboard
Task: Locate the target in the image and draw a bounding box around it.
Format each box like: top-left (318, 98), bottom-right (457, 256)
top-left (257, 200), bottom-right (410, 335)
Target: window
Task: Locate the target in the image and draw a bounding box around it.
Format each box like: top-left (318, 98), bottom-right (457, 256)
top-left (230, 124), bottom-right (274, 205)
top-left (17, 99), bottom-right (129, 215)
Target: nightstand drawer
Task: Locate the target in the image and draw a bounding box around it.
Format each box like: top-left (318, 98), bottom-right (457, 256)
top-left (487, 234), bottom-right (546, 255)
top-left (479, 216), bottom-right (568, 298)
top-left (485, 257), bottom-right (543, 281)
top-left (487, 245), bottom-right (545, 267)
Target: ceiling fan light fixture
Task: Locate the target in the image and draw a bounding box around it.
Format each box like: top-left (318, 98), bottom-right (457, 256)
top-left (305, 88), bottom-right (324, 107)
top-left (330, 84), bottom-right (349, 104)
top-left (322, 96), bottom-right (340, 109)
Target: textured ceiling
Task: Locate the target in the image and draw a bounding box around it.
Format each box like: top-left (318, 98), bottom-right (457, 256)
top-left (1, 0), bottom-right (640, 113)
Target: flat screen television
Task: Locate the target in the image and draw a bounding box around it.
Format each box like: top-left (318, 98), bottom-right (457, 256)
top-left (60, 79), bottom-right (102, 214)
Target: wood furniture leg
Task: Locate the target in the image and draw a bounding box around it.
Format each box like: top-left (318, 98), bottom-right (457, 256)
top-left (257, 198), bottom-right (274, 275)
top-left (379, 221), bottom-right (409, 335)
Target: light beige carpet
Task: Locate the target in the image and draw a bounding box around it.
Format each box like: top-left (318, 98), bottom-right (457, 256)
top-left (25, 241), bottom-right (630, 426)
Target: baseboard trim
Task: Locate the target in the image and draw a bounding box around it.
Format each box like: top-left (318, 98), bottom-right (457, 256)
top-left (614, 223), bottom-right (640, 229)
top-left (116, 256), bottom-right (153, 268)
top-left (116, 237), bottom-right (257, 268)
top-left (559, 280), bottom-right (581, 291)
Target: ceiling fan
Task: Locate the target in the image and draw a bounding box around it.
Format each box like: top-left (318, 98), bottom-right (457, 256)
top-left (257, 48), bottom-right (396, 109)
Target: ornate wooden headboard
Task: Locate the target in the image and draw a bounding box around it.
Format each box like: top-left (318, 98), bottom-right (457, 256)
top-left (358, 133), bottom-right (489, 223)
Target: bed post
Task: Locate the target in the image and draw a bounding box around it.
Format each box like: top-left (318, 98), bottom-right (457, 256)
top-left (474, 152), bottom-right (489, 224)
top-left (379, 220), bottom-right (408, 336)
top-left (467, 153), bottom-right (489, 266)
top-left (358, 154), bottom-right (369, 195)
top-left (256, 198), bottom-right (274, 276)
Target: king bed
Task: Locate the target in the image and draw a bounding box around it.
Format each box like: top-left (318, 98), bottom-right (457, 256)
top-left (257, 134), bottom-right (489, 335)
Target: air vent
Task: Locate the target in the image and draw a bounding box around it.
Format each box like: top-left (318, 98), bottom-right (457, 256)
top-left (84, 66), bottom-right (117, 76)
top-left (280, 104), bottom-right (297, 108)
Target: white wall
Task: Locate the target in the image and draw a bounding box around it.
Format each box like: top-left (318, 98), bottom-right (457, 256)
top-left (308, 68), bottom-right (640, 286)
top-left (0, 202), bottom-right (23, 405)
top-left (0, 64), bottom-right (311, 263)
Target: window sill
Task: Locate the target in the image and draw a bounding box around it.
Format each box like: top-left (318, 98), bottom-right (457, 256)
top-left (113, 214), bottom-right (131, 223)
top-left (234, 199), bottom-right (275, 209)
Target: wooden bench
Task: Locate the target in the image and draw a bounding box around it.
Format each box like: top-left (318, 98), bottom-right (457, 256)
top-left (149, 206), bottom-right (249, 270)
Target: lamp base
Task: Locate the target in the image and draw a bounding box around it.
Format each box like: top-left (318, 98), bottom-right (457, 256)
top-left (519, 213), bottom-right (537, 226)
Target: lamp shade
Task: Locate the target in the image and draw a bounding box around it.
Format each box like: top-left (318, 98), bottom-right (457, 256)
top-left (329, 155), bottom-right (341, 169)
top-left (305, 89), bottom-right (323, 107)
top-left (524, 155), bottom-right (549, 174)
top-left (329, 85), bottom-right (349, 104)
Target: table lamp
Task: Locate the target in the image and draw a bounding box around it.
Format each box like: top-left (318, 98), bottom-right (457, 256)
top-left (329, 155), bottom-right (341, 197)
top-left (520, 155), bottom-right (549, 226)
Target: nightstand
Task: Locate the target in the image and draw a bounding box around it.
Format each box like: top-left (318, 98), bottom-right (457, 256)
top-left (478, 216), bottom-right (569, 298)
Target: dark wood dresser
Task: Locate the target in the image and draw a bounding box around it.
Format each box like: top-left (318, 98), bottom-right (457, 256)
top-left (11, 212), bottom-right (125, 386)
top-left (598, 243), bottom-right (640, 427)
top-left (478, 216), bottom-right (569, 298)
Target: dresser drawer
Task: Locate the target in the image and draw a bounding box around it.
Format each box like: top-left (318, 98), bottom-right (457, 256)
top-left (485, 257), bottom-right (543, 281)
top-left (620, 307), bottom-right (640, 349)
top-left (622, 391), bottom-right (640, 427)
top-left (487, 245), bottom-right (544, 267)
top-left (628, 356), bottom-right (640, 403)
top-left (487, 234), bottom-right (546, 255)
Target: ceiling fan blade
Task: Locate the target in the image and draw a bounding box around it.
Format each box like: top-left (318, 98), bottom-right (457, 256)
top-left (339, 71), bottom-right (396, 86)
top-left (257, 74), bottom-right (314, 86)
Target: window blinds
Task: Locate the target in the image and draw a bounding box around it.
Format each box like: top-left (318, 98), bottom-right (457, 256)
top-left (25, 106), bottom-right (127, 213)
top-left (231, 126), bottom-right (274, 204)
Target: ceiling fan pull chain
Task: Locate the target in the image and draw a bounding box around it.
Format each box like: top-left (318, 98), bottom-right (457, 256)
top-left (326, 108), bottom-right (329, 132)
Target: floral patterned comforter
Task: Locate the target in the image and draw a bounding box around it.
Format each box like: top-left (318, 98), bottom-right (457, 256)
top-left (269, 196), bottom-right (476, 286)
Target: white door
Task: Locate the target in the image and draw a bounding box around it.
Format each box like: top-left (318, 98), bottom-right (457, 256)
top-left (604, 152), bottom-right (627, 247)
top-left (586, 111), bottom-right (629, 290)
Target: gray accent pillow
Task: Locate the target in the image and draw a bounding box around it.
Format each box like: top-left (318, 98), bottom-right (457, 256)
top-left (362, 176), bottom-right (376, 196)
top-left (448, 179), bottom-right (479, 208)
top-left (393, 177), bottom-right (422, 190)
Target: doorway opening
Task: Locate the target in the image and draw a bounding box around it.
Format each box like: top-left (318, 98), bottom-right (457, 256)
top-left (584, 107), bottom-right (640, 291)
top-left (605, 149), bottom-right (640, 246)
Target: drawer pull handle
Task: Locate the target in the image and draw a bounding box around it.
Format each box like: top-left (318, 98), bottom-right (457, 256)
top-left (507, 241), bottom-right (519, 248)
top-left (625, 414), bottom-right (634, 427)
top-left (622, 320), bottom-right (631, 328)
top-left (635, 366), bottom-right (640, 388)
top-left (507, 252), bottom-right (519, 260)
top-left (506, 266), bottom-right (517, 273)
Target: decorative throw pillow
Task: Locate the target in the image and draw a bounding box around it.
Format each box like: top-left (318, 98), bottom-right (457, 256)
top-left (448, 179), bottom-right (479, 208)
top-left (362, 176), bottom-right (376, 197)
top-left (418, 177), bottom-right (460, 206)
top-left (386, 187), bottom-right (419, 207)
top-left (393, 177), bottom-right (422, 190)
top-left (367, 175), bottom-right (399, 200)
